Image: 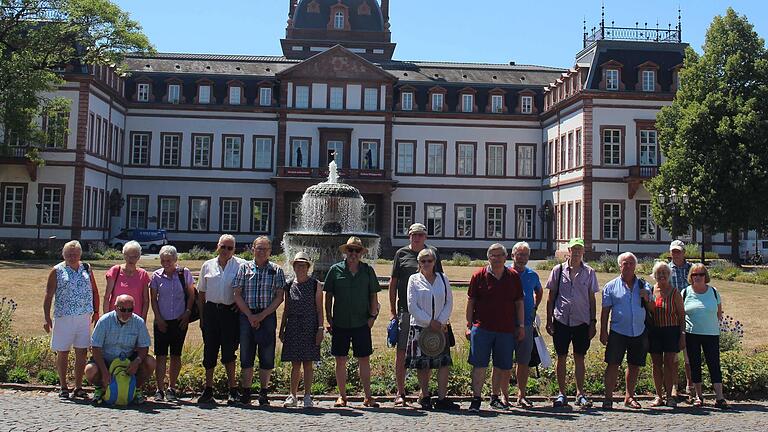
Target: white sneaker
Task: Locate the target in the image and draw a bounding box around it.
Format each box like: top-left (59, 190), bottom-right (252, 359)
top-left (303, 394), bottom-right (313, 408)
top-left (283, 395), bottom-right (298, 408)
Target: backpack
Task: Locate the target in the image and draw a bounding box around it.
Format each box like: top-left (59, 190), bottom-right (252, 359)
top-left (682, 285), bottom-right (719, 302)
top-left (103, 357), bottom-right (136, 406)
top-left (179, 267), bottom-right (200, 322)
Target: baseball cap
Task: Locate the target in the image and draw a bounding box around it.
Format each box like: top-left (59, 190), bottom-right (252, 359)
top-left (567, 238), bottom-right (585, 248)
top-left (670, 240), bottom-right (685, 251)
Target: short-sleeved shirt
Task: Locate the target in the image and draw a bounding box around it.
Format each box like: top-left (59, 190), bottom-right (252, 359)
top-left (546, 262), bottom-right (599, 327)
top-left (602, 276), bottom-right (653, 337)
top-left (467, 266), bottom-right (524, 333)
top-left (232, 261), bottom-right (286, 310)
top-left (91, 311), bottom-right (151, 364)
top-left (517, 266), bottom-right (543, 326)
top-left (684, 285), bottom-right (721, 336)
top-left (106, 265), bottom-right (150, 316)
top-left (197, 256), bottom-right (246, 305)
top-left (669, 260), bottom-right (693, 291)
top-left (150, 267), bottom-right (194, 321)
top-left (391, 245), bottom-right (443, 312)
top-left (53, 262), bottom-right (94, 318)
top-left (324, 260), bottom-right (380, 329)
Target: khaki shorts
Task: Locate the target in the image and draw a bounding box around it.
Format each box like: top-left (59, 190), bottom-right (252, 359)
top-left (51, 313), bottom-right (91, 351)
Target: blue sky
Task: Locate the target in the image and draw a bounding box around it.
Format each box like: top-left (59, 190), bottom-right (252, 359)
top-left (112, 0), bottom-right (766, 68)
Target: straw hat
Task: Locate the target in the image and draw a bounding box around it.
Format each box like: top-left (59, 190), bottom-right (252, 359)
top-left (408, 223), bottom-right (427, 235)
top-left (417, 328), bottom-right (446, 357)
top-left (290, 251), bottom-right (312, 265)
top-left (339, 236), bottom-right (368, 255)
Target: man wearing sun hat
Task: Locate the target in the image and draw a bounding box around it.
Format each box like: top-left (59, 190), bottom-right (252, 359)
top-left (388, 222), bottom-right (444, 406)
top-left (668, 239), bottom-right (694, 399)
top-left (324, 236), bottom-right (381, 408)
top-left (545, 237), bottom-right (599, 408)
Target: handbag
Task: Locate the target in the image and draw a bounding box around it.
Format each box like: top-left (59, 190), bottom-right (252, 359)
top-left (639, 278), bottom-right (654, 331)
top-left (528, 325), bottom-right (542, 368)
top-left (438, 272), bottom-right (456, 347)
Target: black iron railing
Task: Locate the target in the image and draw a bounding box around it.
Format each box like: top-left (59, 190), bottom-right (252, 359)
top-left (584, 24), bottom-right (681, 47)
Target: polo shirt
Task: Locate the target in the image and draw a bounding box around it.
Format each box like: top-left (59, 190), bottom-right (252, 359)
top-left (197, 256), bottom-right (246, 305)
top-left (516, 266), bottom-right (543, 326)
top-left (91, 311), bottom-right (151, 364)
top-left (467, 266), bottom-right (523, 333)
top-left (324, 260), bottom-right (380, 329)
top-left (391, 245), bottom-right (443, 312)
top-left (602, 276), bottom-right (653, 337)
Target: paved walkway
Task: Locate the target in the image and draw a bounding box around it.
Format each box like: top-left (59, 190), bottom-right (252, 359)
top-left (1, 391), bottom-right (767, 431)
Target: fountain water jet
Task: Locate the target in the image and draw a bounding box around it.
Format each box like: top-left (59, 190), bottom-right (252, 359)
top-left (281, 161), bottom-right (380, 280)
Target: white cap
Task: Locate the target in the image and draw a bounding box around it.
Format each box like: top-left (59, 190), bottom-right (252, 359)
top-left (670, 240), bottom-right (685, 252)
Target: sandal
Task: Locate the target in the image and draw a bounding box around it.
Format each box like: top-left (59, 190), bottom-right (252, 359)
top-left (714, 399), bottom-right (730, 410)
top-left (517, 397), bottom-right (534, 409)
top-left (393, 394), bottom-right (407, 407)
top-left (624, 397), bottom-right (642, 409)
top-left (650, 396), bottom-right (664, 407)
top-left (333, 397), bottom-right (347, 408)
top-left (362, 398), bottom-right (380, 408)
top-left (692, 397), bottom-right (704, 408)
top-left (72, 388), bottom-right (89, 399)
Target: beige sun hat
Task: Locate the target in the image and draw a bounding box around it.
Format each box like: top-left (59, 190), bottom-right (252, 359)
top-left (339, 236), bottom-right (368, 255)
top-left (290, 251), bottom-right (312, 265)
top-left (408, 223), bottom-right (428, 235)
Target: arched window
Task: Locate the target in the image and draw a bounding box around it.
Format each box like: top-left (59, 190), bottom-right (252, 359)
top-left (334, 11), bottom-right (344, 29)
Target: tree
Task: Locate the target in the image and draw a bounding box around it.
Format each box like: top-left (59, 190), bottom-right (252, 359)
top-left (0, 0), bottom-right (153, 151)
top-left (648, 8), bottom-right (768, 261)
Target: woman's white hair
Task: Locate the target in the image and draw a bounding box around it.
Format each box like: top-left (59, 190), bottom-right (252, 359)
top-left (122, 240), bottom-right (142, 256)
top-left (617, 251), bottom-right (637, 266)
top-left (159, 245), bottom-right (178, 260)
top-left (651, 261), bottom-right (671, 280)
top-left (61, 240), bottom-right (82, 256)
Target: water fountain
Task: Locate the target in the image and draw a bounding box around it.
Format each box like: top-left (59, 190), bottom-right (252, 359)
top-left (282, 161), bottom-right (381, 280)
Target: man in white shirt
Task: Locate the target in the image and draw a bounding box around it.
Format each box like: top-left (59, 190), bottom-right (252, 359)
top-left (196, 234), bottom-right (246, 405)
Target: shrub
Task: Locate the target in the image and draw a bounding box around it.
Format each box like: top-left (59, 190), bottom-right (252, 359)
top-left (636, 257), bottom-right (657, 276)
top-left (81, 241), bottom-right (122, 261)
top-left (180, 245), bottom-right (214, 261)
top-left (535, 257), bottom-right (563, 271)
top-left (7, 366), bottom-right (29, 383)
top-left (591, 254), bottom-right (618, 273)
top-left (0, 355), bottom-right (10, 382)
top-left (448, 252), bottom-right (471, 266)
top-left (36, 370), bottom-right (59, 386)
top-left (238, 249), bottom-right (254, 261)
top-left (709, 261), bottom-right (743, 281)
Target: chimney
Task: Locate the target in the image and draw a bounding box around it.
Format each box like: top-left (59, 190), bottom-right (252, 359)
top-left (381, 0), bottom-right (389, 24)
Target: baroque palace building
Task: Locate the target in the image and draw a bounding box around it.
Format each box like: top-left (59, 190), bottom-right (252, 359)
top-left (0, 0), bottom-right (732, 257)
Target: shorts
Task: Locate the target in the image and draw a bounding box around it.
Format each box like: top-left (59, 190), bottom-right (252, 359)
top-left (88, 351), bottom-right (138, 366)
top-left (513, 325), bottom-right (535, 365)
top-left (331, 325), bottom-right (373, 358)
top-left (605, 331), bottom-right (649, 366)
top-left (51, 313), bottom-right (91, 352)
top-left (239, 311), bottom-right (277, 370)
top-left (154, 319), bottom-right (188, 357)
top-left (396, 311), bottom-right (411, 350)
top-left (201, 302), bottom-right (239, 369)
top-left (468, 326), bottom-right (515, 370)
top-left (648, 326), bottom-right (682, 354)
top-left (552, 320), bottom-right (591, 356)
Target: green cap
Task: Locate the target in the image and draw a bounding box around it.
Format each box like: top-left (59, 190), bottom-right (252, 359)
top-left (567, 238), bottom-right (585, 248)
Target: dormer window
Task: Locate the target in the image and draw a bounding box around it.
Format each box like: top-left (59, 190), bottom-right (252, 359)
top-left (259, 86), bottom-right (272, 106)
top-left (431, 93), bottom-right (444, 112)
top-left (486, 88), bottom-right (507, 114)
top-left (401, 91), bottom-right (413, 111)
top-left (229, 86), bottom-right (241, 105)
top-left (461, 94), bottom-right (473, 113)
top-left (167, 84), bottom-right (180, 104)
top-left (637, 61), bottom-right (661, 93)
top-left (199, 85), bottom-right (211, 104)
top-left (642, 70), bottom-right (655, 92)
top-left (491, 95), bottom-right (503, 113)
top-left (137, 83), bottom-right (150, 102)
top-left (521, 96), bottom-right (533, 114)
top-left (606, 69), bottom-right (619, 90)
top-left (334, 11), bottom-right (344, 29)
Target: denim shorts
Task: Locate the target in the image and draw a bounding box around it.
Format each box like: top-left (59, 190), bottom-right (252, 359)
top-left (468, 325), bottom-right (516, 370)
top-left (239, 311), bottom-right (277, 370)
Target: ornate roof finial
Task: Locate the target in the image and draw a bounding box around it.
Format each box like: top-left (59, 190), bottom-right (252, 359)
top-left (601, 1), bottom-right (605, 30)
top-left (678, 4), bottom-right (682, 42)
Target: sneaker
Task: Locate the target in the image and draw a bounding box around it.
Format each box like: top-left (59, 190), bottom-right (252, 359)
top-left (240, 388), bottom-right (252, 405)
top-left (132, 390), bottom-right (146, 405)
top-left (58, 388), bottom-right (70, 399)
top-left (227, 388), bottom-right (239, 405)
top-left (165, 388), bottom-right (179, 403)
top-left (468, 396), bottom-right (482, 412)
top-left (303, 394), bottom-right (313, 408)
top-left (198, 387), bottom-right (216, 404)
top-left (92, 387), bottom-right (104, 406)
top-left (72, 388), bottom-right (89, 399)
top-left (489, 395), bottom-right (508, 410)
top-left (575, 394), bottom-right (593, 408)
top-left (434, 398), bottom-right (461, 411)
top-left (283, 395), bottom-right (298, 408)
top-left (418, 396), bottom-right (432, 410)
top-left (154, 389), bottom-right (165, 402)
top-left (258, 389), bottom-right (269, 406)
top-left (553, 393), bottom-right (568, 408)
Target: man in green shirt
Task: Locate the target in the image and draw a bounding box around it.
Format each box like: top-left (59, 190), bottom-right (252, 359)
top-left (324, 237), bottom-right (381, 408)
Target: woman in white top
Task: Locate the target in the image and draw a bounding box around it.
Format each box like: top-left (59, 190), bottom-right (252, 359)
top-left (405, 248), bottom-right (459, 411)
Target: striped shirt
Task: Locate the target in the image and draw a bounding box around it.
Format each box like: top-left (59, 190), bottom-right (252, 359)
top-left (232, 260), bottom-right (286, 310)
top-left (652, 288), bottom-right (681, 327)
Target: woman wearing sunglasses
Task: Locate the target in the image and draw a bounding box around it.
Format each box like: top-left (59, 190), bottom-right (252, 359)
top-left (683, 263), bottom-right (729, 409)
top-left (405, 248), bottom-right (459, 411)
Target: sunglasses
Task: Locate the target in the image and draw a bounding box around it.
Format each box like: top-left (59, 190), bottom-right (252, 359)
top-left (346, 248), bottom-right (362, 254)
top-left (254, 247), bottom-right (271, 252)
top-left (219, 245), bottom-right (235, 251)
top-left (419, 259), bottom-right (434, 264)
top-left (116, 306), bottom-right (133, 313)
top-left (691, 273), bottom-right (706, 277)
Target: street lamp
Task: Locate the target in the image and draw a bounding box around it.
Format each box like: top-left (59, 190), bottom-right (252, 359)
top-left (658, 187), bottom-right (689, 239)
top-left (538, 201), bottom-right (553, 255)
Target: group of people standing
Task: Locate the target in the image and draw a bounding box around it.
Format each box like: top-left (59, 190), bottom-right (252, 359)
top-left (42, 228), bottom-right (729, 411)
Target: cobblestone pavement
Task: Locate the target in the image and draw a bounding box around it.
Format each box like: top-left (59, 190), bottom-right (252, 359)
top-left (1, 391), bottom-right (767, 431)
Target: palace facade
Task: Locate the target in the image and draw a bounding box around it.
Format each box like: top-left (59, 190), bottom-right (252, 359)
top-left (0, 0), bottom-right (733, 257)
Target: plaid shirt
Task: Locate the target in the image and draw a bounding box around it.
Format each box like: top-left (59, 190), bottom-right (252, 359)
top-left (232, 260), bottom-right (286, 310)
top-left (669, 260), bottom-right (692, 291)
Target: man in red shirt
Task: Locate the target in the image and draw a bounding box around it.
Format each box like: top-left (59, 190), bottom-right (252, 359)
top-left (465, 243), bottom-right (524, 412)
